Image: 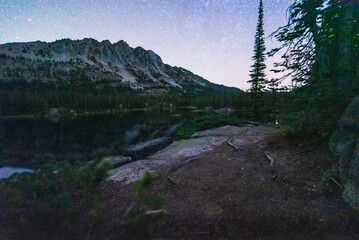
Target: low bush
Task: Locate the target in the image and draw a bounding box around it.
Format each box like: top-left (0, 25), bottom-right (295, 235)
top-left (176, 112), bottom-right (245, 139)
top-left (94, 147), bottom-right (110, 160)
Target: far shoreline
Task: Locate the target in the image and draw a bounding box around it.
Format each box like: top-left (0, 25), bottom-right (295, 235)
top-left (0, 106), bottom-right (225, 120)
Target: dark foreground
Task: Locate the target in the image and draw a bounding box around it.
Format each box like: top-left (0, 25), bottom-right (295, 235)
top-left (1, 125), bottom-right (359, 239)
top-left (104, 126), bottom-right (359, 239)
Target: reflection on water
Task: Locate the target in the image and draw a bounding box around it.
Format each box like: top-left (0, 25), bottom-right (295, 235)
top-left (0, 167), bottom-right (33, 180)
top-left (0, 110), bottom-right (199, 165)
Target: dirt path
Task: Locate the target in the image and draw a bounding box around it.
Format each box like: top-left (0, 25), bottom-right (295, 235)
top-left (101, 125), bottom-right (359, 239)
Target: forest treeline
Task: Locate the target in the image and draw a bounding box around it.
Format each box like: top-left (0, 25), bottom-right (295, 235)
top-left (0, 80), bottom-right (247, 116)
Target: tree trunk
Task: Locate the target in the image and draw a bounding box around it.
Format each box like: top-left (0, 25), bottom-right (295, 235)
top-left (337, 0), bottom-right (358, 93)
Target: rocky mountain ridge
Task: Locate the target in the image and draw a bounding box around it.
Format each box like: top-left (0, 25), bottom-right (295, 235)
top-left (0, 38), bottom-right (238, 93)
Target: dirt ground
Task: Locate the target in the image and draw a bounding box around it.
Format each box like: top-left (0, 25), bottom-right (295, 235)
top-left (101, 127), bottom-right (359, 240)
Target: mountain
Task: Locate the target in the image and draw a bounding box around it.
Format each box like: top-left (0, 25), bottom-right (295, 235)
top-left (0, 38), bottom-right (238, 93)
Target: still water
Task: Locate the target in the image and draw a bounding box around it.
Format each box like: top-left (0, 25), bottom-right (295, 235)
top-left (0, 110), bottom-right (200, 166)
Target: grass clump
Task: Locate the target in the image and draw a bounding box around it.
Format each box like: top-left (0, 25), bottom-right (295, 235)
top-left (145, 194), bottom-right (165, 209)
top-left (2, 160), bottom-right (113, 239)
top-left (129, 172), bottom-right (165, 231)
top-left (133, 171), bottom-right (163, 196)
top-left (176, 112), bottom-right (245, 139)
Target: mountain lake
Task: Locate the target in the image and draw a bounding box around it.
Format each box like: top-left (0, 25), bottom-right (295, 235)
top-left (0, 109), bottom-right (203, 177)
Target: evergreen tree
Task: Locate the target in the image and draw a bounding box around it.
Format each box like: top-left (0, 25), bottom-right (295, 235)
top-left (268, 0), bottom-right (324, 86)
top-left (248, 0), bottom-right (267, 93)
top-left (270, 0), bottom-right (358, 92)
top-left (269, 0), bottom-right (359, 135)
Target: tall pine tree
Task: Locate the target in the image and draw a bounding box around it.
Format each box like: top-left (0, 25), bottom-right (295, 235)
top-left (248, 0), bottom-right (267, 93)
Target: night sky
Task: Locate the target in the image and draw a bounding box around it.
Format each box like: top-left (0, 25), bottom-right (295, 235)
top-left (0, 0), bottom-right (294, 89)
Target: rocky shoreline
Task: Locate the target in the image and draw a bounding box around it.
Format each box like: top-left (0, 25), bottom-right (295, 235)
top-left (107, 124), bottom-right (278, 184)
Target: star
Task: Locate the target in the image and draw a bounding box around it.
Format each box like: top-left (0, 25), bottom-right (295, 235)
top-left (0, 0), bottom-right (294, 89)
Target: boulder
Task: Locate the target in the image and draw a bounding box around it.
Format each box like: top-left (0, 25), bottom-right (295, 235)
top-left (329, 96), bottom-right (359, 209)
top-left (191, 125), bottom-right (277, 139)
top-left (102, 155), bottom-right (133, 168)
top-left (215, 108), bottom-right (233, 115)
top-left (107, 136), bottom-right (228, 184)
top-left (191, 125), bottom-right (245, 138)
top-left (0, 166), bottom-right (34, 180)
top-left (48, 108), bottom-right (60, 117)
top-left (124, 137), bottom-right (173, 159)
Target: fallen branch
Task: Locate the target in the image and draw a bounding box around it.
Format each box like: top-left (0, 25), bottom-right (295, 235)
top-left (247, 121), bottom-right (261, 126)
top-left (167, 175), bottom-right (178, 185)
top-left (329, 177), bottom-right (343, 189)
top-left (121, 202), bottom-right (136, 220)
top-left (295, 148), bottom-right (314, 154)
top-left (143, 209), bottom-right (168, 216)
top-left (297, 140), bottom-right (318, 148)
top-left (168, 157), bottom-right (202, 175)
top-left (265, 153), bottom-right (275, 167)
top-left (227, 137), bottom-right (240, 151)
